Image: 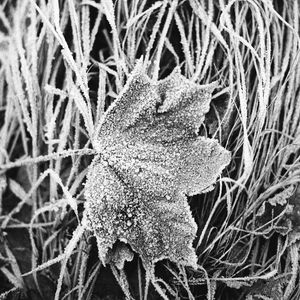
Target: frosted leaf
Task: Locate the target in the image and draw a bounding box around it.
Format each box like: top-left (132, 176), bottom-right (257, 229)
top-left (268, 186), bottom-right (295, 206)
top-left (253, 185), bottom-right (297, 237)
top-left (84, 63), bottom-right (231, 272)
top-left (246, 277), bottom-right (287, 300)
top-left (106, 243), bottom-right (134, 270)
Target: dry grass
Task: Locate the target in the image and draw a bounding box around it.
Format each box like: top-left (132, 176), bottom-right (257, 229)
top-left (0, 0), bottom-right (300, 299)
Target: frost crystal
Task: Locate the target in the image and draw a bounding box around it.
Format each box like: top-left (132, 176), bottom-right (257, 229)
top-left (84, 63), bottom-right (231, 272)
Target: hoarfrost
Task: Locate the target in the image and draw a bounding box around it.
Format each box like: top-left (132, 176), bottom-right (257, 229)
top-left (84, 62), bottom-right (231, 272)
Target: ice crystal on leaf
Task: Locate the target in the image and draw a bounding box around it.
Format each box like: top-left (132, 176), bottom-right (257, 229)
top-left (83, 61), bottom-right (231, 272)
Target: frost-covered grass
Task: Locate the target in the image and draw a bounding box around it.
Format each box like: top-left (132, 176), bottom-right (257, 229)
top-left (0, 0), bottom-right (300, 299)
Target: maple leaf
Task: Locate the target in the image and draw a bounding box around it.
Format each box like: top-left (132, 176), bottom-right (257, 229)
top-left (83, 62), bottom-right (231, 272)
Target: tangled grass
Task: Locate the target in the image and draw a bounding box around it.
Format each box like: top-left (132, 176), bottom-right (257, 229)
top-left (0, 0), bottom-right (300, 299)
